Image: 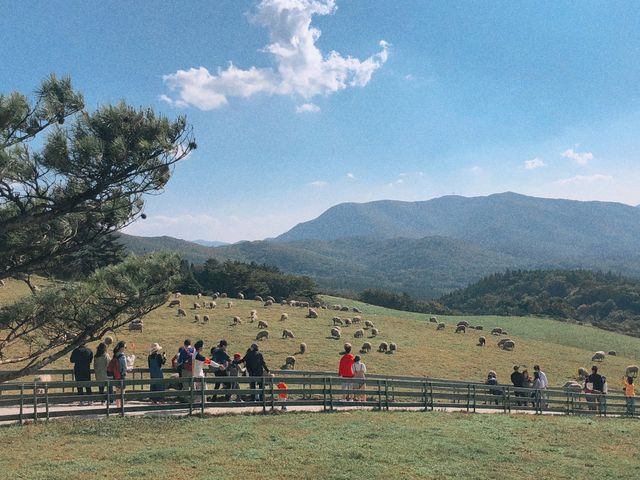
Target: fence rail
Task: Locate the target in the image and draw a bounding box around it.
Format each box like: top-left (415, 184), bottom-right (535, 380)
top-left (0, 369), bottom-right (636, 425)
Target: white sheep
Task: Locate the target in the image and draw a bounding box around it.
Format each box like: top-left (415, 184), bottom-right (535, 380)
top-left (208, 301), bottom-right (217, 309)
top-left (389, 342), bottom-right (398, 353)
top-left (378, 342), bottom-right (389, 353)
top-left (282, 329), bottom-right (295, 339)
top-left (258, 320), bottom-right (269, 329)
top-left (226, 301), bottom-right (233, 309)
top-left (501, 340), bottom-right (515, 351)
top-left (360, 342), bottom-right (372, 353)
top-left (626, 365), bottom-right (639, 378)
top-left (193, 302), bottom-right (201, 309)
top-left (436, 322), bottom-right (445, 331)
top-left (177, 308), bottom-right (187, 317)
top-left (352, 316), bottom-right (361, 324)
top-left (299, 342), bottom-right (307, 354)
top-left (592, 351), bottom-right (606, 362)
top-left (284, 356), bottom-right (296, 369)
top-left (333, 317), bottom-right (344, 326)
top-left (203, 315), bottom-right (210, 323)
top-left (194, 314), bottom-right (201, 323)
top-left (168, 299), bottom-right (181, 307)
top-left (254, 295), bottom-right (263, 302)
top-left (280, 313), bottom-right (289, 321)
top-left (232, 316), bottom-right (242, 325)
top-left (364, 320), bottom-right (374, 329)
top-left (306, 308), bottom-right (318, 319)
top-left (429, 316), bottom-right (438, 323)
top-left (256, 330), bottom-right (269, 341)
top-left (330, 328), bottom-right (341, 339)
top-left (264, 299), bottom-right (273, 307)
top-left (354, 329), bottom-right (364, 339)
top-left (370, 328), bottom-right (379, 337)
top-left (237, 293), bottom-right (244, 300)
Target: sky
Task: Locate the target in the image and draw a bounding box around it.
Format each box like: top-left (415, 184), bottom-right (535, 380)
top-left (2, 0), bottom-right (640, 242)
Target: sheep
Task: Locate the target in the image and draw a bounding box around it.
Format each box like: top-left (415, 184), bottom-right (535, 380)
top-left (233, 316), bottom-right (242, 325)
top-left (497, 338), bottom-right (512, 348)
top-left (592, 351), bottom-right (606, 362)
top-left (344, 318), bottom-right (352, 326)
top-left (352, 316), bottom-right (361, 324)
top-left (177, 308), bottom-right (187, 317)
top-left (330, 328), bottom-right (341, 339)
top-left (364, 320), bottom-right (374, 329)
top-left (563, 381), bottom-right (583, 392)
top-left (626, 365), bottom-right (639, 378)
top-left (370, 328), bottom-right (379, 337)
top-left (457, 321), bottom-right (469, 328)
top-left (193, 302), bottom-right (201, 309)
top-left (258, 320), bottom-right (269, 329)
top-left (306, 308), bottom-right (319, 319)
top-left (491, 328), bottom-right (502, 335)
top-left (289, 300), bottom-right (298, 307)
top-left (220, 293), bottom-right (228, 298)
top-left (501, 340), bottom-right (515, 351)
top-left (608, 351), bottom-right (617, 356)
top-left (168, 299), bottom-right (181, 307)
top-left (429, 316), bottom-right (438, 323)
top-left (250, 310), bottom-right (258, 322)
top-left (281, 300), bottom-right (289, 306)
top-left (354, 329), bottom-right (365, 338)
top-left (455, 325), bottom-right (466, 334)
top-left (226, 301), bottom-right (233, 309)
top-left (264, 299), bottom-right (273, 307)
top-left (128, 320), bottom-right (143, 332)
top-left (436, 322), bottom-right (445, 331)
top-left (299, 343), bottom-right (307, 354)
top-left (501, 331), bottom-right (508, 336)
top-left (333, 317), bottom-right (344, 326)
top-left (378, 342), bottom-right (389, 353)
top-left (266, 296), bottom-right (275, 302)
top-left (256, 330), bottom-right (269, 341)
top-left (299, 301), bottom-right (310, 308)
top-left (312, 302), bottom-right (322, 308)
top-left (280, 313), bottom-right (289, 321)
top-left (212, 293), bottom-right (219, 300)
top-left (194, 314), bottom-right (201, 323)
top-left (237, 293), bottom-right (244, 300)
top-left (340, 306), bottom-right (350, 312)
top-left (360, 342), bottom-right (372, 353)
top-left (578, 367), bottom-right (589, 379)
top-left (254, 295), bottom-right (263, 302)
top-left (389, 342), bottom-right (398, 353)
top-left (283, 356), bottom-right (296, 370)
top-left (208, 301), bottom-right (217, 309)
top-left (475, 325), bottom-right (483, 331)
top-left (352, 307), bottom-right (361, 313)
top-left (202, 315), bottom-right (210, 323)
top-left (197, 293), bottom-right (202, 299)
top-left (478, 336), bottom-right (486, 347)
top-left (282, 329), bottom-right (295, 339)
top-left (332, 305), bottom-right (341, 310)
top-left (174, 292), bottom-right (181, 298)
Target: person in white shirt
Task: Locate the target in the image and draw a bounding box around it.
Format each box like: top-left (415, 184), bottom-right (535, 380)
top-left (352, 356), bottom-right (367, 402)
top-left (192, 340), bottom-right (223, 402)
top-left (534, 365), bottom-right (548, 388)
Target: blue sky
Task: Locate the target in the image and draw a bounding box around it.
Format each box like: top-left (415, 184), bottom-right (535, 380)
top-left (2, 0), bottom-right (639, 242)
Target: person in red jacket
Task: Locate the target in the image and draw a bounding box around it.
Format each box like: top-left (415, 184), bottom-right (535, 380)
top-left (338, 343), bottom-right (355, 401)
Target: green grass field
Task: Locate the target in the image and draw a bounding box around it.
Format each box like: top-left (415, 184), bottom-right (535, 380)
top-left (2, 411), bottom-right (640, 479)
top-left (1, 279), bottom-right (639, 388)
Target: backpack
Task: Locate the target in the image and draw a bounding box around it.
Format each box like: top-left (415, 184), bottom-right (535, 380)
top-left (107, 355), bottom-right (122, 380)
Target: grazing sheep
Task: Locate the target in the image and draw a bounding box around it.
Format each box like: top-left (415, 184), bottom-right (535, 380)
top-left (563, 381), bottom-right (583, 392)
top-left (501, 340), bottom-right (515, 351)
top-left (203, 315), bottom-right (210, 323)
top-left (233, 316), bottom-right (242, 325)
top-left (429, 316), bottom-right (438, 323)
top-left (254, 295), bottom-right (263, 302)
top-left (266, 296), bottom-right (275, 302)
top-left (299, 343), bottom-right (307, 354)
top-left (177, 308), bottom-right (187, 317)
top-left (333, 317), bottom-right (344, 326)
top-left (280, 313), bottom-right (289, 321)
top-left (360, 342), bottom-right (372, 353)
top-left (340, 306), bottom-right (350, 312)
top-left (478, 336), bottom-right (486, 346)
top-left (312, 301), bottom-right (322, 308)
top-left (283, 356), bottom-right (296, 370)
top-left (281, 300), bottom-right (288, 306)
top-left (352, 316), bottom-right (361, 324)
top-left (626, 365), bottom-right (639, 378)
top-left (364, 320), bottom-right (374, 329)
top-left (436, 322), bottom-right (445, 331)
top-left (197, 293), bottom-right (202, 299)
top-left (256, 330), bottom-right (269, 341)
top-left (282, 329), bottom-right (295, 339)
top-left (288, 300), bottom-right (297, 307)
top-left (497, 338), bottom-right (512, 348)
top-left (194, 314), bottom-right (201, 323)
top-left (168, 299), bottom-right (181, 307)
top-left (592, 351), bottom-right (606, 362)
top-left (220, 293), bottom-right (228, 298)
top-left (578, 367), bottom-right (589, 379)
top-left (212, 293), bottom-right (219, 300)
top-left (128, 320), bottom-right (143, 332)
top-left (226, 301), bottom-right (233, 309)
top-left (378, 342), bottom-right (389, 353)
top-left (193, 302), bottom-right (201, 309)
top-left (330, 328), bottom-right (341, 339)
top-left (501, 331), bottom-right (508, 336)
top-left (258, 320), bottom-right (269, 329)
top-left (491, 328), bottom-right (502, 335)
top-left (608, 351), bottom-right (617, 356)
top-left (264, 299), bottom-right (273, 307)
top-left (306, 308), bottom-right (319, 319)
top-left (250, 310), bottom-right (258, 322)
top-left (455, 325), bottom-right (466, 333)
top-left (352, 307), bottom-right (361, 313)
top-left (354, 329), bottom-right (365, 338)
top-left (344, 318), bottom-right (352, 326)
top-left (300, 301), bottom-right (310, 308)
top-left (237, 293), bottom-right (244, 300)
top-left (370, 328), bottom-right (379, 337)
top-left (208, 301), bottom-right (217, 309)
top-left (475, 325), bottom-right (483, 331)
top-left (389, 342), bottom-right (397, 353)
top-left (174, 292), bottom-right (181, 298)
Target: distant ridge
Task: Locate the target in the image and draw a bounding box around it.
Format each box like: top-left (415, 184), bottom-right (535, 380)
top-left (193, 239), bottom-right (229, 247)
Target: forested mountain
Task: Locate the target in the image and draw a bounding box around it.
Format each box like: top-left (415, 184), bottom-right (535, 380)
top-left (440, 270), bottom-right (640, 336)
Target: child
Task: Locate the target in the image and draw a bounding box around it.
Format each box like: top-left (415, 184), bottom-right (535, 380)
top-left (227, 353), bottom-right (246, 402)
top-left (624, 376), bottom-right (635, 416)
top-left (277, 380), bottom-right (289, 411)
top-left (352, 355), bottom-right (367, 401)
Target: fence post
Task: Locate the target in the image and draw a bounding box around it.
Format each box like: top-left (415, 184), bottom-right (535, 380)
top-left (429, 382), bottom-right (434, 411)
top-left (33, 382), bottom-right (38, 422)
top-left (504, 386), bottom-right (509, 413)
top-left (270, 377), bottom-right (275, 412)
top-left (472, 385), bottom-right (476, 413)
top-left (384, 380), bottom-right (389, 411)
top-left (120, 380), bottom-right (125, 417)
top-left (45, 383), bottom-right (50, 422)
top-left (377, 380), bottom-right (382, 411)
top-left (106, 380), bottom-right (110, 418)
top-left (189, 377), bottom-right (194, 416)
top-left (466, 384), bottom-right (471, 412)
top-left (322, 377), bottom-right (327, 411)
top-left (422, 381), bottom-right (428, 412)
top-left (201, 378), bottom-right (206, 415)
top-left (62, 373), bottom-right (66, 393)
top-left (329, 377), bottom-right (334, 411)
top-left (19, 384), bottom-right (24, 425)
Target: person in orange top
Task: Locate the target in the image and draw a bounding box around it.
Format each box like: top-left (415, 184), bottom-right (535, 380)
top-left (277, 381), bottom-right (288, 411)
top-left (624, 376), bottom-right (635, 416)
top-left (338, 343), bottom-right (355, 401)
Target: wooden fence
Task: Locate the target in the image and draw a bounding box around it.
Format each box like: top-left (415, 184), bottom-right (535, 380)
top-left (0, 369), bottom-right (637, 425)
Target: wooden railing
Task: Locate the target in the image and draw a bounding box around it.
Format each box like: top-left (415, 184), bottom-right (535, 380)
top-left (0, 369), bottom-right (636, 425)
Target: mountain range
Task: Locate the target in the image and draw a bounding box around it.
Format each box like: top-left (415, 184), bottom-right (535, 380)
top-left (119, 192), bottom-right (640, 298)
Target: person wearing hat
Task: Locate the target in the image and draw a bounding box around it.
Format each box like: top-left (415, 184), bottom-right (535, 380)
top-left (240, 343), bottom-right (270, 401)
top-left (147, 343), bottom-right (167, 400)
top-left (210, 339), bottom-right (232, 401)
top-left (510, 365), bottom-right (525, 406)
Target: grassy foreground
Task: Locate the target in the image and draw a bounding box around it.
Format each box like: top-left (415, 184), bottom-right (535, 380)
top-left (2, 411), bottom-right (640, 479)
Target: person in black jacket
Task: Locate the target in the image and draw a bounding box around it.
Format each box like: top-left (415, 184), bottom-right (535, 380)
top-left (510, 365), bottom-right (525, 406)
top-left (241, 343), bottom-right (270, 401)
top-left (70, 344), bottom-right (94, 403)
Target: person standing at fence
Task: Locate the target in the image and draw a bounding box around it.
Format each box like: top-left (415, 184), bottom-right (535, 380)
top-left (148, 343), bottom-right (166, 402)
top-left (192, 340), bottom-right (223, 404)
top-left (210, 339), bottom-right (231, 401)
top-left (94, 342), bottom-right (113, 403)
top-left (339, 343), bottom-right (355, 401)
top-left (585, 365), bottom-right (604, 412)
top-left (227, 353), bottom-right (246, 402)
top-left (277, 380), bottom-right (289, 411)
top-left (352, 355), bottom-right (367, 401)
top-left (241, 343), bottom-right (270, 401)
top-left (532, 371), bottom-right (546, 409)
top-left (109, 341), bottom-right (128, 409)
top-left (485, 371), bottom-right (501, 405)
top-left (510, 365), bottom-right (525, 406)
top-left (624, 376), bottom-right (635, 416)
top-left (70, 343), bottom-right (94, 405)
top-left (176, 339), bottom-right (194, 392)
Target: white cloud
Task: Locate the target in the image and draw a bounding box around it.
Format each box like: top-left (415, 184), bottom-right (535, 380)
top-left (161, 0), bottom-right (389, 111)
top-left (404, 74), bottom-right (415, 81)
top-left (308, 180), bottom-right (328, 187)
top-left (469, 166), bottom-right (482, 173)
top-left (346, 172), bottom-right (355, 179)
top-left (296, 102), bottom-right (320, 113)
top-left (562, 148), bottom-right (593, 165)
top-left (555, 174), bottom-right (612, 186)
top-left (524, 158), bottom-right (545, 170)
